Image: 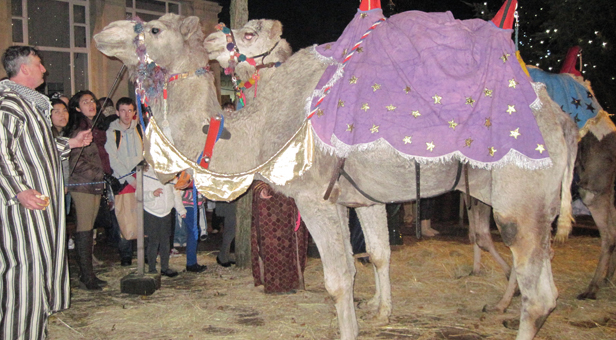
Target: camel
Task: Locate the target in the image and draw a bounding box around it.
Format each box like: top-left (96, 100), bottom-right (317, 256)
top-left (470, 65), bottom-right (616, 310)
top-left (94, 8), bottom-right (578, 340)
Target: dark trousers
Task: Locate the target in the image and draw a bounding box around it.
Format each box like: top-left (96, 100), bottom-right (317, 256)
top-left (145, 210), bottom-right (173, 272)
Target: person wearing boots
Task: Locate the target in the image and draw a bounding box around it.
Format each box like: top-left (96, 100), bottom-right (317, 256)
top-left (0, 46), bottom-right (93, 339)
top-left (65, 90), bottom-right (109, 290)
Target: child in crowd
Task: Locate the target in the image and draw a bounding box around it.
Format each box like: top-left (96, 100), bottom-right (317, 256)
top-left (178, 188), bottom-right (208, 273)
top-left (143, 164), bottom-right (186, 277)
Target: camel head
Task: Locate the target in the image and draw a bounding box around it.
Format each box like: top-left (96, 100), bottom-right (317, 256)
top-left (204, 19), bottom-right (292, 69)
top-left (95, 13), bottom-right (206, 73)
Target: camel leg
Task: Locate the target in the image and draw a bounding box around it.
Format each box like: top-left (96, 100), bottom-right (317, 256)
top-left (468, 200), bottom-right (511, 276)
top-left (493, 212), bottom-right (557, 340)
top-left (355, 205), bottom-right (391, 324)
top-left (577, 190), bottom-right (616, 300)
top-left (483, 267), bottom-right (517, 313)
top-left (295, 197), bottom-right (358, 340)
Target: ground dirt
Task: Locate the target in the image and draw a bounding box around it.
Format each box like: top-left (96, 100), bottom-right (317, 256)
top-left (48, 216), bottom-right (615, 340)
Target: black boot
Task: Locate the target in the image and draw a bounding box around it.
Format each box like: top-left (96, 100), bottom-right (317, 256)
top-left (74, 230), bottom-right (102, 290)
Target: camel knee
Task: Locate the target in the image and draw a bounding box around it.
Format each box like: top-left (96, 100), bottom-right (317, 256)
top-left (494, 214), bottom-right (518, 247)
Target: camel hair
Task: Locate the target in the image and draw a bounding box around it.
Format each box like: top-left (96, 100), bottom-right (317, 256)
top-left (95, 13), bottom-right (578, 340)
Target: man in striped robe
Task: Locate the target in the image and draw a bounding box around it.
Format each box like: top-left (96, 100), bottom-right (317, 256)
top-left (0, 46), bottom-right (93, 340)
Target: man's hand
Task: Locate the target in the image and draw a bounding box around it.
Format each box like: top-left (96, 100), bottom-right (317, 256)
top-left (68, 129), bottom-right (93, 149)
top-left (153, 188), bottom-right (163, 197)
top-left (17, 189), bottom-right (49, 210)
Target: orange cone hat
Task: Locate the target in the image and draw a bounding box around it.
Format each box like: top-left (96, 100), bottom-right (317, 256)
top-left (491, 0), bottom-right (518, 29)
top-left (359, 0), bottom-right (381, 11)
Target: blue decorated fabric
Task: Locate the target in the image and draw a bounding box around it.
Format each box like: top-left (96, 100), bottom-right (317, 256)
top-left (308, 9), bottom-right (551, 169)
top-left (528, 67), bottom-right (602, 128)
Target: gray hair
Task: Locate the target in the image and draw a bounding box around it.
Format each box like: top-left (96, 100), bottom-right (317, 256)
top-left (1, 46), bottom-right (41, 79)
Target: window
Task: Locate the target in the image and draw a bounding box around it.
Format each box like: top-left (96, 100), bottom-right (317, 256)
top-left (11, 0), bottom-right (90, 96)
top-left (125, 0), bottom-right (181, 21)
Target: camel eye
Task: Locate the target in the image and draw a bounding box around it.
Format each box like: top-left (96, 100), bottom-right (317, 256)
top-left (151, 28), bottom-right (160, 34)
top-left (244, 32), bottom-right (255, 40)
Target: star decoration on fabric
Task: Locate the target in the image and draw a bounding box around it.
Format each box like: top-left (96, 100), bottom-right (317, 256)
top-left (448, 119), bottom-right (458, 130)
top-left (324, 44), bottom-right (332, 50)
top-left (372, 83), bottom-right (381, 92)
top-left (360, 13), bottom-right (367, 18)
top-left (535, 144), bottom-right (545, 154)
top-left (587, 91), bottom-right (594, 98)
top-left (426, 141), bottom-right (435, 152)
top-left (361, 103), bottom-right (370, 112)
top-left (465, 138), bottom-right (473, 147)
top-left (316, 109), bottom-right (324, 117)
top-left (346, 124), bottom-right (355, 132)
top-left (488, 146), bottom-right (497, 156)
top-left (484, 88), bottom-right (493, 97)
top-left (338, 99), bottom-right (344, 108)
top-left (485, 118), bottom-right (492, 128)
top-left (571, 97), bottom-right (581, 108)
top-left (510, 128), bottom-right (521, 139)
top-left (586, 103), bottom-right (595, 113)
top-left (386, 104), bottom-right (396, 111)
top-left (342, 49), bottom-right (348, 57)
top-left (433, 94), bottom-right (442, 104)
top-left (465, 97), bottom-right (476, 107)
top-left (411, 110), bottom-right (421, 118)
top-left (404, 86), bottom-right (411, 94)
top-left (508, 79), bottom-right (519, 88)
top-left (349, 76), bottom-right (358, 84)
top-left (357, 47), bottom-right (364, 53)
top-left (403, 136), bottom-right (412, 144)
top-left (574, 114), bottom-right (581, 124)
top-left (506, 105), bottom-right (516, 115)
top-left (370, 124), bottom-right (379, 133)
top-left (500, 53), bottom-right (511, 63)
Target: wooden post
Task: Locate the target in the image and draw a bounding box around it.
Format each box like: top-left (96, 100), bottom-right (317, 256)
top-left (136, 162), bottom-right (145, 275)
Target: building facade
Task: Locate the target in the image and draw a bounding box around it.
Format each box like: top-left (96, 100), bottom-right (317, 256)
top-left (1, 0), bottom-right (221, 102)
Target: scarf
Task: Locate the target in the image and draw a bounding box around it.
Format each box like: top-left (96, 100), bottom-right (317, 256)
top-left (0, 79), bottom-right (52, 126)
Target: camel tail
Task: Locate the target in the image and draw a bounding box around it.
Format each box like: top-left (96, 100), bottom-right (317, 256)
top-left (554, 135), bottom-right (578, 243)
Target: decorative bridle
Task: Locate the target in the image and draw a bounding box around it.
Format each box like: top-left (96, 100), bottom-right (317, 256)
top-left (215, 23), bottom-right (282, 109)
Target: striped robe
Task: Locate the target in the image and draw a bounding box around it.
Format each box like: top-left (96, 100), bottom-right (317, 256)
top-left (0, 83), bottom-right (70, 340)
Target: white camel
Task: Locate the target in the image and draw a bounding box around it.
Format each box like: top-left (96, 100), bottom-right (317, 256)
top-left (94, 9), bottom-right (578, 340)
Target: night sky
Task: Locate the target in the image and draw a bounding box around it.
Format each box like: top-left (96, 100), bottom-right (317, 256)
top-left (214, 0), bottom-right (481, 51)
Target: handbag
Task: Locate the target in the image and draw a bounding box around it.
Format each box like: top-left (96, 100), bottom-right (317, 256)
top-left (114, 192), bottom-right (139, 240)
top-left (103, 173), bottom-right (123, 195)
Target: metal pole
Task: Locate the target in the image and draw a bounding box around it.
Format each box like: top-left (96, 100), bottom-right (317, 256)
top-left (136, 161), bottom-right (145, 275)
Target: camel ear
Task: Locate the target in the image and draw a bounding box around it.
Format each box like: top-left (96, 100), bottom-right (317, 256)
top-left (180, 16), bottom-right (201, 40)
top-left (268, 20), bottom-right (283, 40)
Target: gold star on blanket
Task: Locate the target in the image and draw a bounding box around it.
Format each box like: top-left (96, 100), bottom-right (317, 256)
top-left (508, 79), bottom-right (519, 88)
top-left (360, 13), bottom-right (367, 18)
top-left (349, 76), bottom-right (358, 84)
top-left (535, 144), bottom-right (546, 154)
top-left (370, 124), bottom-right (379, 133)
top-left (324, 44), bottom-right (332, 50)
top-left (510, 128), bottom-right (521, 139)
top-left (426, 141), bottom-right (435, 152)
top-left (488, 146), bottom-right (497, 156)
top-left (433, 94), bottom-right (442, 104)
top-left (411, 110), bottom-right (421, 118)
top-left (506, 105), bottom-right (516, 115)
top-left (403, 136), bottom-right (412, 144)
top-left (372, 83), bottom-right (381, 91)
top-left (346, 124), bottom-right (355, 132)
top-left (485, 118), bottom-right (492, 128)
top-left (342, 49), bottom-right (347, 57)
top-left (500, 53), bottom-right (511, 63)
top-left (316, 109), bottom-right (324, 117)
top-left (465, 97), bottom-right (476, 107)
top-left (338, 99), bottom-right (344, 107)
top-left (404, 86), bottom-right (411, 94)
top-left (357, 47), bottom-right (364, 53)
top-left (386, 104), bottom-right (396, 111)
top-left (448, 120), bottom-right (458, 130)
top-left (465, 138), bottom-right (473, 147)
top-left (484, 88), bottom-right (493, 97)
top-left (361, 103), bottom-right (370, 112)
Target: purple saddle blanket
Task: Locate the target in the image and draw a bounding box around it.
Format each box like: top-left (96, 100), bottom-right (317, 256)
top-left (309, 9), bottom-right (551, 169)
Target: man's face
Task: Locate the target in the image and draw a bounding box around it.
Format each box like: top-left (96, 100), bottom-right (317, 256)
top-left (23, 54), bottom-right (46, 88)
top-left (117, 103), bottom-right (136, 127)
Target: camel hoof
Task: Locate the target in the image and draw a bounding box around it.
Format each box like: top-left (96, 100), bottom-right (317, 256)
top-left (482, 304), bottom-right (506, 314)
top-left (576, 291), bottom-right (597, 300)
top-left (360, 312), bottom-right (390, 327)
top-left (502, 318), bottom-right (520, 330)
top-left (554, 231), bottom-right (569, 244)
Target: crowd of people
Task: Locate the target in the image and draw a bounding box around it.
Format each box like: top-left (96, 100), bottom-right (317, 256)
top-left (0, 45), bottom-right (234, 339)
